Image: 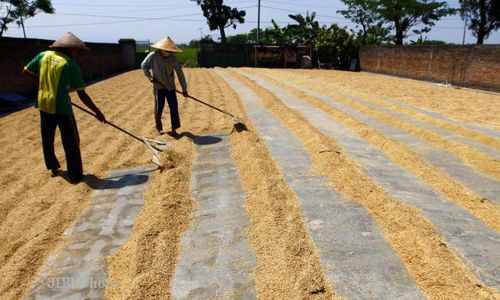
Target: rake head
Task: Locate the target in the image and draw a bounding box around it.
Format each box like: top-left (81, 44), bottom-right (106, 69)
top-left (142, 137), bottom-right (169, 167)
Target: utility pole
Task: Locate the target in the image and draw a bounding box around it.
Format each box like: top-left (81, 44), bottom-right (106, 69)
top-left (257, 0), bottom-right (261, 44)
top-left (255, 0), bottom-right (261, 67)
top-left (462, 1), bottom-right (468, 45)
top-left (462, 15), bottom-right (467, 45)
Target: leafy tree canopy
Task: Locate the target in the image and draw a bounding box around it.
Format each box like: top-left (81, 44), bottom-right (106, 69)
top-left (226, 28), bottom-right (273, 44)
top-left (339, 0), bottom-right (455, 45)
top-left (339, 0), bottom-right (389, 44)
top-left (316, 24), bottom-right (358, 65)
top-left (286, 11), bottom-right (321, 44)
top-left (410, 35), bottom-right (447, 44)
top-left (460, 0), bottom-right (500, 44)
top-left (375, 0), bottom-right (456, 45)
top-left (191, 0), bottom-right (245, 44)
top-left (1, 0), bottom-right (54, 37)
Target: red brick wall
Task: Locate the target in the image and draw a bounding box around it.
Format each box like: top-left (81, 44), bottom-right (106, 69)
top-left (0, 37), bottom-right (129, 96)
top-left (469, 47), bottom-right (500, 87)
top-left (360, 45), bottom-right (500, 91)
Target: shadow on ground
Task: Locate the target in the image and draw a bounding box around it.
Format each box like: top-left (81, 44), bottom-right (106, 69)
top-left (176, 131), bottom-right (224, 145)
top-left (54, 169), bottom-right (155, 189)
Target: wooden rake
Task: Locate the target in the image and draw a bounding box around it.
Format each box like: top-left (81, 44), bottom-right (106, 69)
top-left (151, 77), bottom-right (246, 128)
top-left (72, 103), bottom-right (169, 168)
top-left (175, 89), bottom-right (246, 128)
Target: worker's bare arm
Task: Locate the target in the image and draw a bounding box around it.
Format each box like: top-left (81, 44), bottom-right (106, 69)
top-left (22, 68), bottom-right (38, 82)
top-left (76, 89), bottom-right (106, 122)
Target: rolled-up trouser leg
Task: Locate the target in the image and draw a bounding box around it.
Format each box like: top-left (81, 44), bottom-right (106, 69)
top-left (58, 113), bottom-right (83, 182)
top-left (154, 88), bottom-right (166, 131)
top-left (166, 90), bottom-right (180, 130)
top-left (40, 111), bottom-right (61, 170)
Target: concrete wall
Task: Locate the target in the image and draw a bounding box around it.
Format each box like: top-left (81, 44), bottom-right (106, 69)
top-left (0, 37), bottom-right (136, 96)
top-left (359, 45), bottom-right (500, 91)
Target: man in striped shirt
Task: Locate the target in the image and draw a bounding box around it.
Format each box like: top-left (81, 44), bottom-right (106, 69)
top-left (23, 32), bottom-right (105, 183)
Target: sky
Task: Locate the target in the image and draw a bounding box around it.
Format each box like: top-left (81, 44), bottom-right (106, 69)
top-left (2, 0), bottom-right (500, 45)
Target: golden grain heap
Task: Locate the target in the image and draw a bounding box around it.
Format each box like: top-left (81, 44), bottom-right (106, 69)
top-left (0, 68), bottom-right (498, 300)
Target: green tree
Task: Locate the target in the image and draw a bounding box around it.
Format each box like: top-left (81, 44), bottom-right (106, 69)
top-left (359, 25), bottom-right (392, 44)
top-left (410, 35), bottom-right (446, 44)
top-left (268, 13), bottom-right (359, 67)
top-left (188, 39), bottom-right (200, 48)
top-left (226, 32), bottom-right (249, 44)
top-left (1, 0), bottom-right (54, 37)
top-left (287, 11), bottom-right (321, 44)
top-left (316, 24), bottom-right (358, 66)
top-left (338, 0), bottom-right (389, 44)
top-left (227, 23), bottom-right (325, 45)
top-left (191, 0), bottom-right (245, 44)
top-left (267, 19), bottom-right (293, 44)
top-left (265, 12), bottom-right (321, 45)
top-left (376, 0), bottom-right (455, 45)
top-left (200, 35), bottom-right (214, 43)
top-left (460, 0), bottom-right (500, 44)
top-left (248, 28), bottom-right (273, 44)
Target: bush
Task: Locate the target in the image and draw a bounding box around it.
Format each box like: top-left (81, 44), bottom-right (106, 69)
top-left (182, 60), bottom-right (199, 68)
top-left (316, 24), bottom-right (358, 68)
top-left (176, 48), bottom-right (198, 64)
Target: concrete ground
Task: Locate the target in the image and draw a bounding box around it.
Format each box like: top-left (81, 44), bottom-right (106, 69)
top-left (0, 68), bottom-right (498, 300)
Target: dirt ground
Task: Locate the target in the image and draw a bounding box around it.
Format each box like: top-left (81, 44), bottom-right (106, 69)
top-left (0, 68), bottom-right (498, 299)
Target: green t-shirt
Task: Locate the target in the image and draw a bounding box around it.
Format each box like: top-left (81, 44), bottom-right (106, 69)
top-left (24, 50), bottom-right (85, 115)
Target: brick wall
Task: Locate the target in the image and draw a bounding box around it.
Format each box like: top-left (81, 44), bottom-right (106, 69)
top-left (359, 44), bottom-right (500, 91)
top-left (0, 37), bottom-right (136, 96)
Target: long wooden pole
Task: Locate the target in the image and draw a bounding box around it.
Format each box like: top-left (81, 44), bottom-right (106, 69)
top-left (257, 0), bottom-right (261, 44)
top-left (462, 0), bottom-right (468, 45)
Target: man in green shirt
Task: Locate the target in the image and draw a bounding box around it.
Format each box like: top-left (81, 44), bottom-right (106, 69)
top-left (23, 32), bottom-right (105, 183)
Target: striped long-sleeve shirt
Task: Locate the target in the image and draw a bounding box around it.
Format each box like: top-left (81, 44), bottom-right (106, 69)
top-left (141, 51), bottom-right (187, 92)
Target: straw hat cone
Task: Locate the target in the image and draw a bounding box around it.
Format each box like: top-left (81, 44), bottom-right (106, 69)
top-left (50, 32), bottom-right (89, 51)
top-left (152, 37), bottom-right (182, 53)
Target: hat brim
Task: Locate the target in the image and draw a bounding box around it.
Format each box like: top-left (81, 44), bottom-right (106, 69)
top-left (49, 44), bottom-right (90, 51)
top-left (152, 46), bottom-right (182, 53)
top-left (151, 37), bottom-right (183, 53)
top-left (49, 32), bottom-right (90, 51)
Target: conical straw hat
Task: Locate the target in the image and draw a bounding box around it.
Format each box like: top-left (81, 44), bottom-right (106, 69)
top-left (50, 32), bottom-right (89, 51)
top-left (152, 36), bottom-right (182, 53)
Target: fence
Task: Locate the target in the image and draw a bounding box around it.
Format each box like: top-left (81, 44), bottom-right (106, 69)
top-left (360, 44), bottom-right (500, 91)
top-left (198, 43), bottom-right (252, 67)
top-left (0, 37), bottom-right (137, 96)
top-left (197, 43), bottom-right (313, 68)
top-left (136, 40), bottom-right (152, 52)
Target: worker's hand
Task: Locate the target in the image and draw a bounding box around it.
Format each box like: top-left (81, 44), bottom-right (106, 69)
top-left (182, 91), bottom-right (189, 98)
top-left (95, 110), bottom-right (106, 123)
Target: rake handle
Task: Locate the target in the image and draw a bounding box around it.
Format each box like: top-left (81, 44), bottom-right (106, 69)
top-left (175, 90), bottom-right (236, 118)
top-left (152, 77), bottom-right (236, 119)
top-left (153, 77), bottom-right (239, 121)
top-left (72, 102), bottom-right (145, 145)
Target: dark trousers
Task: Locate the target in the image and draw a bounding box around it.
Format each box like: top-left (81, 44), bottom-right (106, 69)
top-left (40, 111), bottom-right (83, 182)
top-left (154, 89), bottom-right (180, 131)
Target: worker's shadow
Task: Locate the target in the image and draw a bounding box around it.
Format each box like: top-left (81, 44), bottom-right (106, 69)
top-left (55, 170), bottom-right (151, 190)
top-left (175, 131), bottom-right (223, 145)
